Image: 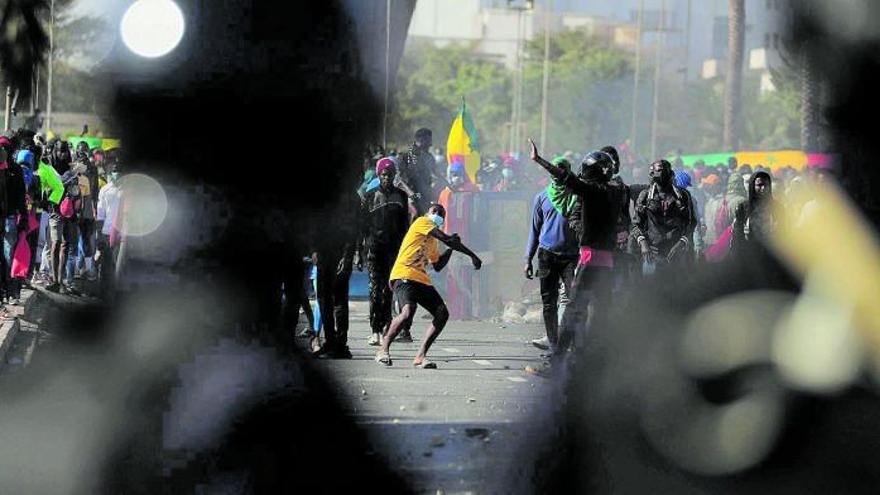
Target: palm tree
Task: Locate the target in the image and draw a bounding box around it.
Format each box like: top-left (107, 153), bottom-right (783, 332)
top-left (0, 0), bottom-right (49, 127)
top-left (723, 0), bottom-right (744, 152)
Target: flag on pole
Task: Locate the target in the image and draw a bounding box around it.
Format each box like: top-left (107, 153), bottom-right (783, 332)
top-left (446, 99), bottom-right (481, 184)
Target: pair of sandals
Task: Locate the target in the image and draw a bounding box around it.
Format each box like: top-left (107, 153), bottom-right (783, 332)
top-left (374, 352), bottom-right (437, 369)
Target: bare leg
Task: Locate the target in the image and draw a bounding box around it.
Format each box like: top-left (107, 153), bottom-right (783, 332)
top-left (381, 304), bottom-right (414, 355)
top-left (414, 304), bottom-right (449, 364)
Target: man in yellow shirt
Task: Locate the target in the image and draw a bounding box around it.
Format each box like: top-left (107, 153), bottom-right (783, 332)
top-left (376, 204), bottom-right (482, 368)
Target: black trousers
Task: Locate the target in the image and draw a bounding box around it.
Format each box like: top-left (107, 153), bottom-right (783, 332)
top-left (316, 250), bottom-right (352, 347)
top-left (536, 249), bottom-right (576, 346)
top-left (556, 265), bottom-right (612, 357)
top-left (367, 248), bottom-right (396, 334)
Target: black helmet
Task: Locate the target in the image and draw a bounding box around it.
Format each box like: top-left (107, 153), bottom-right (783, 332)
top-left (580, 151), bottom-right (614, 180)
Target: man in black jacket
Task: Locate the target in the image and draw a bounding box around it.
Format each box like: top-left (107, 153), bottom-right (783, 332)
top-left (360, 157), bottom-right (410, 346)
top-left (631, 159), bottom-right (695, 276)
top-left (529, 140), bottom-right (629, 373)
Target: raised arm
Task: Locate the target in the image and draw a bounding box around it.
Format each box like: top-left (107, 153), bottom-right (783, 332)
top-left (529, 139), bottom-right (596, 196)
top-left (529, 139), bottom-right (566, 181)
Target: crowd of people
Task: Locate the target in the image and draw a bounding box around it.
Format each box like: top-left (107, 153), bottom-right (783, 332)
top-left (521, 142), bottom-right (832, 374)
top-left (297, 125), bottom-right (830, 375)
top-left (0, 128), bottom-right (125, 315)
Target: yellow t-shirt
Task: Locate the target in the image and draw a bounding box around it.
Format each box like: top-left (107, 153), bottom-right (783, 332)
top-left (390, 216), bottom-right (441, 286)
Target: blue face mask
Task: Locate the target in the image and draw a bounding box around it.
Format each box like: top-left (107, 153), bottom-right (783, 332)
top-left (427, 213), bottom-right (444, 229)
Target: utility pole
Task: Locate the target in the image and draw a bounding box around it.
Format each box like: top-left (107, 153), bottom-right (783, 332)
top-left (684, 0), bottom-right (691, 83)
top-left (630, 0), bottom-right (644, 155)
top-left (4, 87), bottom-right (11, 130)
top-left (650, 0), bottom-right (666, 160)
top-left (46, 0), bottom-right (55, 132)
top-left (539, 0), bottom-right (552, 151)
top-left (509, 8), bottom-right (524, 153)
top-left (383, 0), bottom-right (391, 149)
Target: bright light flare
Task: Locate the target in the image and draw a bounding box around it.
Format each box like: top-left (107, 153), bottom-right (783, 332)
top-left (119, 173), bottom-right (168, 236)
top-left (120, 0), bottom-right (185, 58)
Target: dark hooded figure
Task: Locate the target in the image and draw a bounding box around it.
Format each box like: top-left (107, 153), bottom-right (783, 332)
top-left (397, 128), bottom-right (447, 216)
top-left (631, 159), bottom-right (695, 272)
top-left (529, 140), bottom-right (629, 374)
top-left (732, 170), bottom-right (781, 250)
top-left (360, 156), bottom-right (410, 346)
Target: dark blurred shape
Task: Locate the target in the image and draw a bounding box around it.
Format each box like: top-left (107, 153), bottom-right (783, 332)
top-left (0, 0), bottom-right (48, 100)
top-left (531, 2), bottom-right (880, 492)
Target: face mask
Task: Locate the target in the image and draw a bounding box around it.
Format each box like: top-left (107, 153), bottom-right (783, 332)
top-left (427, 213), bottom-right (444, 229)
top-left (108, 172), bottom-right (119, 183)
top-left (650, 169), bottom-right (670, 185)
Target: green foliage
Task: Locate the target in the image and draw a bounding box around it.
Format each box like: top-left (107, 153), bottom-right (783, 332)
top-left (389, 40), bottom-right (511, 153)
top-left (390, 27), bottom-right (805, 159)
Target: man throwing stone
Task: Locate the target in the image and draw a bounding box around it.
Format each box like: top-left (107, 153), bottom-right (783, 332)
top-left (376, 204), bottom-right (482, 368)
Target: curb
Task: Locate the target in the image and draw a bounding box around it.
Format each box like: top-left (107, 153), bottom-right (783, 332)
top-left (0, 288), bottom-right (38, 368)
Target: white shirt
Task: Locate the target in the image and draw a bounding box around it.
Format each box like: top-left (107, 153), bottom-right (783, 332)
top-left (97, 182), bottom-right (121, 236)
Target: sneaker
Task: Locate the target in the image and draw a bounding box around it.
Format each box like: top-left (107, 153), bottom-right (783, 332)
top-left (368, 332), bottom-right (381, 346)
top-left (395, 330), bottom-right (413, 343)
top-left (46, 282), bottom-right (60, 293)
top-left (531, 336), bottom-right (550, 350)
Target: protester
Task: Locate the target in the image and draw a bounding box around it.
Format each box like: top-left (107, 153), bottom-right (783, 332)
top-left (603, 145), bottom-right (636, 291)
top-left (397, 128), bottom-right (446, 215)
top-left (361, 157), bottom-right (410, 346)
top-left (312, 191), bottom-right (360, 360)
top-left (476, 160), bottom-right (502, 192)
top-left (524, 156), bottom-right (578, 354)
top-left (632, 159), bottom-right (696, 275)
top-left (96, 157), bottom-right (122, 298)
top-left (732, 171), bottom-right (782, 251)
top-left (700, 174), bottom-right (724, 246)
top-left (56, 161), bottom-right (84, 294)
top-left (4, 151), bottom-right (30, 306)
top-left (528, 140), bottom-right (628, 374)
top-left (376, 203), bottom-right (482, 368)
top-left (674, 169), bottom-right (703, 259)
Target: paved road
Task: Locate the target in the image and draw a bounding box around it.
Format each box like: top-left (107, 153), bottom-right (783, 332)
top-left (306, 303), bottom-right (559, 494)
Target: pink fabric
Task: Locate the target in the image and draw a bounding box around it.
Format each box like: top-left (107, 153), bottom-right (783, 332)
top-left (375, 157), bottom-right (395, 175)
top-left (578, 246), bottom-right (614, 268)
top-left (10, 231), bottom-right (29, 279)
top-left (705, 225), bottom-right (733, 262)
top-left (11, 212), bottom-right (40, 279)
top-left (444, 192), bottom-right (475, 319)
top-left (0, 161), bottom-right (7, 171)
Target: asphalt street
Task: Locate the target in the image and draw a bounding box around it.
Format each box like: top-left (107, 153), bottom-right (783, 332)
top-left (307, 303), bottom-right (559, 494)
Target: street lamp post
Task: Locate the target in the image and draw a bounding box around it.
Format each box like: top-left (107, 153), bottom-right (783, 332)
top-left (539, 0), bottom-right (552, 151)
top-left (507, 0), bottom-right (533, 155)
top-left (630, 0), bottom-right (644, 155)
top-left (46, 0), bottom-right (54, 132)
top-left (650, 0), bottom-right (666, 160)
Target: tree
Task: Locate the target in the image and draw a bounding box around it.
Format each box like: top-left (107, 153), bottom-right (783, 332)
top-left (0, 0), bottom-right (49, 122)
top-left (723, 0), bottom-right (745, 151)
top-left (521, 29), bottom-right (634, 154)
top-left (388, 40), bottom-right (512, 154)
